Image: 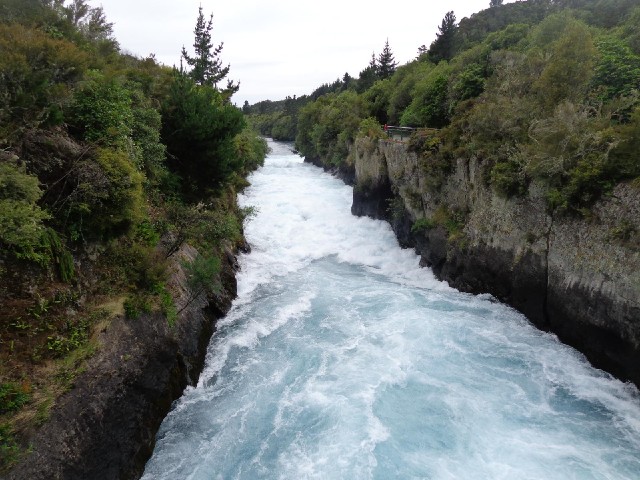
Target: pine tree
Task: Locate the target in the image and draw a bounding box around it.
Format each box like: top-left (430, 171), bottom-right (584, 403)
top-left (356, 53), bottom-right (379, 93)
top-left (490, 0), bottom-right (504, 7)
top-left (377, 39), bottom-right (398, 79)
top-left (369, 52), bottom-right (378, 76)
top-left (428, 11), bottom-right (457, 63)
top-left (342, 72), bottom-right (353, 90)
top-left (181, 6), bottom-right (238, 96)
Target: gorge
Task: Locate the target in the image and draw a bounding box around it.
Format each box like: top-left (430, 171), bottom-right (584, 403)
top-left (141, 140), bottom-right (640, 479)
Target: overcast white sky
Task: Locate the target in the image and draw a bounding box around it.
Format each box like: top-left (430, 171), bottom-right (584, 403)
top-left (98, 0), bottom-right (515, 106)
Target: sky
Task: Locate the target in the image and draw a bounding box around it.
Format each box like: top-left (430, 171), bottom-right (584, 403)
top-left (98, 0), bottom-right (516, 106)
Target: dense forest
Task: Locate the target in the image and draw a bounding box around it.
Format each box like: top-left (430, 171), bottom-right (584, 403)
top-left (248, 0), bottom-right (640, 215)
top-left (0, 0), bottom-right (267, 469)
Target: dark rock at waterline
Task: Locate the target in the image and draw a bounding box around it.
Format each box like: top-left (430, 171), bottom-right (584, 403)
top-left (303, 155), bottom-right (356, 186)
top-left (348, 136), bottom-right (640, 389)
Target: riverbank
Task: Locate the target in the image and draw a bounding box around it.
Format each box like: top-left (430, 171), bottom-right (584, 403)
top-left (306, 137), bottom-right (640, 389)
top-left (5, 240), bottom-right (242, 480)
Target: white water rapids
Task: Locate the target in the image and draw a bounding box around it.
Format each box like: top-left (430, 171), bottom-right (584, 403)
top-left (142, 140), bottom-right (640, 479)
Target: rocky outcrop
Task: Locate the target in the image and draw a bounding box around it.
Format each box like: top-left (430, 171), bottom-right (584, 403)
top-left (6, 244), bottom-right (240, 480)
top-left (350, 137), bottom-right (640, 387)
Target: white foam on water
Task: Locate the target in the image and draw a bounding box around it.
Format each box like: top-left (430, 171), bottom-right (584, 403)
top-left (142, 140), bottom-right (640, 480)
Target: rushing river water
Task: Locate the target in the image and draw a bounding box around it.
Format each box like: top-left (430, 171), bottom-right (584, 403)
top-left (143, 140), bottom-right (640, 480)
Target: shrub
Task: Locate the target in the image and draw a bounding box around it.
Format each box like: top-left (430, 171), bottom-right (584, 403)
top-left (43, 228), bottom-right (75, 282)
top-left (0, 424), bottom-right (20, 470)
top-left (65, 148), bottom-right (145, 240)
top-left (491, 158), bottom-right (527, 197)
top-left (592, 37), bottom-right (640, 100)
top-left (67, 71), bottom-right (133, 146)
top-left (45, 318), bottom-right (90, 357)
top-left (128, 92), bottom-right (167, 183)
top-left (234, 127), bottom-right (269, 173)
top-left (357, 117), bottom-right (386, 139)
top-left (123, 295), bottom-right (152, 320)
top-left (0, 159), bottom-right (51, 262)
top-left (400, 63), bottom-right (452, 128)
top-left (411, 218), bottom-right (436, 233)
top-left (0, 382), bottom-right (30, 415)
top-left (295, 91), bottom-right (368, 165)
top-left (181, 253), bottom-right (221, 309)
top-left (0, 23), bottom-right (88, 140)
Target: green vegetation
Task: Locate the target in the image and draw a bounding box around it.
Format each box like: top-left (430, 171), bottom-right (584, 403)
top-left (0, 1), bottom-right (268, 469)
top-left (0, 160), bottom-right (51, 263)
top-left (245, 0), bottom-right (640, 217)
top-left (411, 206), bottom-right (466, 243)
top-left (0, 383), bottom-right (30, 415)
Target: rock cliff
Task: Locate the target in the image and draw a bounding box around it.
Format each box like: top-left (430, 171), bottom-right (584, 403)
top-left (5, 243), bottom-right (241, 480)
top-left (348, 137), bottom-right (640, 388)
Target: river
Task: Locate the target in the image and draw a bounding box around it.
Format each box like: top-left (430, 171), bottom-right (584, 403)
top-left (142, 139), bottom-right (640, 479)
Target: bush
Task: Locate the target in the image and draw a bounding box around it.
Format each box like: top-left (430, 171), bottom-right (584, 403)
top-left (183, 253), bottom-right (221, 299)
top-left (0, 159), bottom-right (51, 262)
top-left (67, 71), bottom-right (133, 146)
top-left (45, 318), bottom-right (90, 357)
top-left (357, 117), bottom-right (386, 139)
top-left (234, 127), bottom-right (269, 173)
top-left (43, 228), bottom-right (75, 282)
top-left (123, 295), bottom-right (152, 320)
top-left (0, 23), bottom-right (88, 140)
top-left (592, 37), bottom-right (640, 100)
top-left (65, 148), bottom-right (145, 240)
top-left (0, 424), bottom-right (20, 470)
top-left (411, 218), bottom-right (436, 233)
top-left (295, 91), bottom-right (368, 165)
top-left (491, 158), bottom-right (527, 197)
top-left (128, 90), bottom-right (167, 183)
top-left (0, 382), bottom-right (30, 415)
top-left (400, 63), bottom-right (452, 128)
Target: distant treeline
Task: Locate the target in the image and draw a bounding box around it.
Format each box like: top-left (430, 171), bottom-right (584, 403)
top-left (245, 0), bottom-right (640, 214)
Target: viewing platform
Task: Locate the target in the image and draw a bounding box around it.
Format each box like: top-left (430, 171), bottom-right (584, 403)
top-left (384, 125), bottom-right (416, 141)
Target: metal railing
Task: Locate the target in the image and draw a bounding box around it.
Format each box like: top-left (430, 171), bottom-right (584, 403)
top-left (383, 125), bottom-right (416, 141)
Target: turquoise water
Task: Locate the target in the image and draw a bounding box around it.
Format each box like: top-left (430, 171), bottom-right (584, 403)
top-left (142, 140), bottom-right (640, 480)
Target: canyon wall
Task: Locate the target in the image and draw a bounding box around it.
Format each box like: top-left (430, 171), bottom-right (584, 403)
top-left (350, 137), bottom-right (640, 387)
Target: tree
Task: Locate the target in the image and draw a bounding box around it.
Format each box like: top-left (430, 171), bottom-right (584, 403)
top-left (64, 0), bottom-right (116, 45)
top-left (181, 6), bottom-right (238, 96)
top-left (428, 11), bottom-right (457, 63)
top-left (161, 72), bottom-right (245, 201)
top-left (592, 37), bottom-right (640, 100)
top-left (533, 22), bottom-right (595, 111)
top-left (356, 53), bottom-right (379, 93)
top-left (377, 39), bottom-right (398, 79)
top-left (490, 0), bottom-right (503, 7)
top-left (342, 72), bottom-right (353, 90)
top-left (65, 0), bottom-right (89, 25)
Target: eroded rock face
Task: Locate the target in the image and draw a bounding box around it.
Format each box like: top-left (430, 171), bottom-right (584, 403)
top-left (350, 137), bottom-right (640, 387)
top-left (7, 244), bottom-right (239, 480)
